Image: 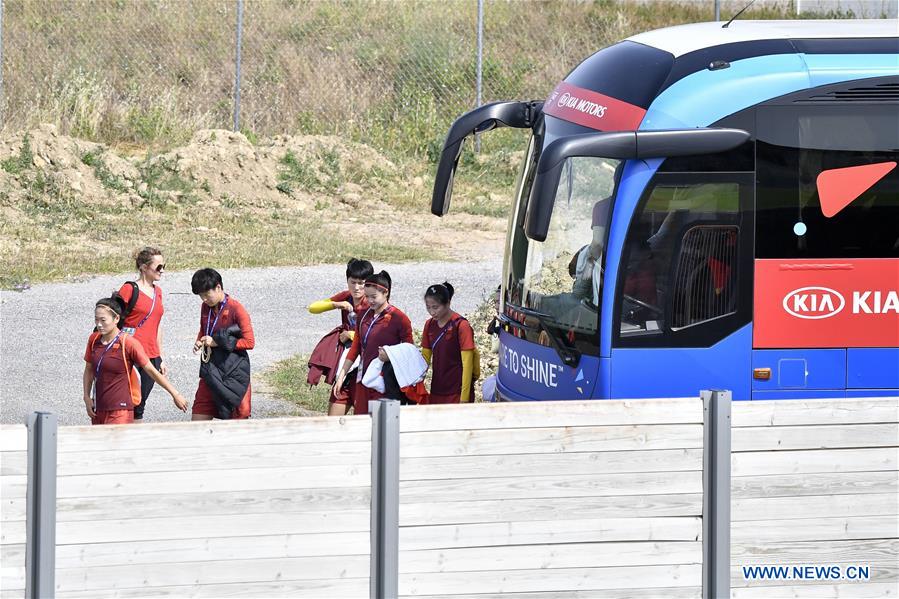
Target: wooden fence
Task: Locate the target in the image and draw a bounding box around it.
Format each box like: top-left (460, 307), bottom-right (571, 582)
top-left (2, 395), bottom-right (897, 598)
top-left (729, 397), bottom-right (899, 598)
top-left (1, 416), bottom-right (372, 598)
top-left (395, 398), bottom-right (705, 597)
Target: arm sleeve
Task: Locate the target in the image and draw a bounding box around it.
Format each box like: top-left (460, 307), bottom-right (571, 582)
top-left (308, 299), bottom-right (336, 314)
top-left (234, 303), bottom-right (255, 351)
top-left (421, 348), bottom-right (432, 366)
top-left (197, 306), bottom-right (205, 341)
top-left (84, 336), bottom-right (95, 363)
top-left (421, 319), bottom-right (432, 349)
top-left (118, 282), bottom-right (134, 303)
top-left (125, 336), bottom-right (151, 369)
top-left (460, 350), bottom-right (475, 403)
top-left (457, 319), bottom-right (476, 351)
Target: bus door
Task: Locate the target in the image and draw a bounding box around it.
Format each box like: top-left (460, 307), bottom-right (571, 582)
top-left (752, 103), bottom-right (899, 399)
top-left (609, 159), bottom-right (755, 400)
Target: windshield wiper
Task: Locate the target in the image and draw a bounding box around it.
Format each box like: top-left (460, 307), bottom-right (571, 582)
top-left (508, 304), bottom-right (581, 368)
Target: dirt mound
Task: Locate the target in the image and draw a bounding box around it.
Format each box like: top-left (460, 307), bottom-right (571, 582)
top-left (0, 125), bottom-right (399, 214)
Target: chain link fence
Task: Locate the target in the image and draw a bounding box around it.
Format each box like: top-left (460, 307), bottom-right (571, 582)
top-left (0, 0), bottom-right (879, 158)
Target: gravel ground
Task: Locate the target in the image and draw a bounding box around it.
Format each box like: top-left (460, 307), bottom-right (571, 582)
top-left (0, 260), bottom-right (501, 425)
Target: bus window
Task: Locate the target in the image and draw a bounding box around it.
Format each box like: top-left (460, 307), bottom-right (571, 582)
top-left (505, 155), bottom-right (620, 356)
top-left (756, 143), bottom-right (899, 259)
top-left (617, 179), bottom-right (748, 345)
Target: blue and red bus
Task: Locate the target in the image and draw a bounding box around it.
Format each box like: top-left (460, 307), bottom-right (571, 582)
top-left (431, 20), bottom-right (899, 401)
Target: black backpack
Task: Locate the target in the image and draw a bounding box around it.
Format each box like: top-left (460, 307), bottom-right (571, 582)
top-left (94, 281), bottom-right (139, 331)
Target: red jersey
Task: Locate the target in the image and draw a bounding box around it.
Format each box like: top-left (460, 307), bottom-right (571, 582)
top-left (422, 313), bottom-right (475, 396)
top-left (84, 333), bottom-right (149, 412)
top-left (346, 305), bottom-right (413, 374)
top-left (197, 295), bottom-right (255, 350)
top-left (329, 290), bottom-right (369, 330)
top-left (118, 283), bottom-right (164, 358)
top-left (194, 295), bottom-right (255, 419)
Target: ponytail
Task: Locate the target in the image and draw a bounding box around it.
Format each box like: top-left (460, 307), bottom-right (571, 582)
top-left (365, 270), bottom-right (392, 300)
top-left (424, 281), bottom-right (454, 305)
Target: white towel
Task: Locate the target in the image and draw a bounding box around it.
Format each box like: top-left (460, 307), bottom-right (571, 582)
top-left (361, 343), bottom-right (428, 392)
top-left (362, 359), bottom-right (385, 392)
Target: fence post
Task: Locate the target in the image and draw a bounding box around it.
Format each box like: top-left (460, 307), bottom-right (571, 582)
top-left (25, 412), bottom-right (57, 599)
top-left (0, 0), bottom-right (4, 124)
top-left (233, 0), bottom-right (244, 132)
top-left (474, 0), bottom-right (484, 152)
top-left (370, 400), bottom-right (400, 599)
top-left (701, 390), bottom-right (731, 599)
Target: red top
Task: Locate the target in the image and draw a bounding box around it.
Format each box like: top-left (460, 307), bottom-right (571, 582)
top-left (197, 295), bottom-right (255, 351)
top-left (329, 290), bottom-right (369, 330)
top-left (346, 305), bottom-right (413, 373)
top-left (118, 283), bottom-right (164, 358)
top-left (84, 333), bottom-right (149, 412)
top-left (422, 312), bottom-right (475, 395)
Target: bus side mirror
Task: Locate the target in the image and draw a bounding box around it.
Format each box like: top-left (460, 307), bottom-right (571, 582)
top-left (524, 128), bottom-right (750, 242)
top-left (432, 101), bottom-right (543, 217)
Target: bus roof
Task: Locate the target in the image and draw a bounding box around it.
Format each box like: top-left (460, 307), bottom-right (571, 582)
top-left (627, 19), bottom-right (898, 58)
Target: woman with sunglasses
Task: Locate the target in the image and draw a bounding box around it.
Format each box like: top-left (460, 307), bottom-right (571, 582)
top-left (333, 271), bottom-right (413, 415)
top-left (116, 247), bottom-right (168, 422)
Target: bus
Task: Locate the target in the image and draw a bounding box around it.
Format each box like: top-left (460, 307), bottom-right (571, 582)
top-left (431, 20), bottom-right (899, 401)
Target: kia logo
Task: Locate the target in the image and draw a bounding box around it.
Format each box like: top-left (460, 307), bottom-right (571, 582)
top-left (782, 286), bottom-right (845, 319)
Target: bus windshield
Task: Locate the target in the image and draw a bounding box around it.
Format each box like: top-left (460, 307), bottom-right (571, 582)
top-left (504, 120), bottom-right (620, 355)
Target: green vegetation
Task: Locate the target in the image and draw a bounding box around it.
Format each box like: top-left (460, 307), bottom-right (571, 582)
top-left (81, 149), bottom-right (130, 193)
top-left (264, 354), bottom-right (331, 414)
top-left (2, 134), bottom-right (33, 175)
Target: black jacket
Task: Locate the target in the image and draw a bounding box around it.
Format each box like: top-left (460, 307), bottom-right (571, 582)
top-left (199, 324), bottom-right (251, 419)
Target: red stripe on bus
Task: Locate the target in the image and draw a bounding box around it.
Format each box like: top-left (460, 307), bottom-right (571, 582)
top-left (543, 81), bottom-right (646, 132)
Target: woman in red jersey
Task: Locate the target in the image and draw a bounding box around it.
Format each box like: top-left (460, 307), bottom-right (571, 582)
top-left (333, 270), bottom-right (413, 415)
top-left (117, 246), bottom-right (167, 422)
top-left (191, 268), bottom-right (256, 420)
top-left (83, 298), bottom-right (187, 425)
top-left (421, 282), bottom-right (476, 404)
top-left (308, 258), bottom-right (373, 415)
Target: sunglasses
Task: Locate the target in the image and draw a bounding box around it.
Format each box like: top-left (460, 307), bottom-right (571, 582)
top-left (154, 264), bottom-right (166, 273)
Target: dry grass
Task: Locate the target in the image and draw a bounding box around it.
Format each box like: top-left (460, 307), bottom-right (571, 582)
top-left (2, 0), bottom-right (820, 158)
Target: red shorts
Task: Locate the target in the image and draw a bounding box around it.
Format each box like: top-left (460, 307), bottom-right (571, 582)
top-left (329, 375), bottom-right (355, 406)
top-left (193, 380), bottom-right (251, 419)
top-left (92, 409), bottom-right (134, 425)
top-left (352, 381), bottom-right (384, 415)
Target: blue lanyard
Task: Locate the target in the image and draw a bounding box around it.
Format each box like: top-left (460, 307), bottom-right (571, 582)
top-left (361, 306), bottom-right (389, 350)
top-left (205, 295), bottom-right (228, 337)
top-left (135, 287), bottom-right (157, 329)
top-left (95, 332), bottom-right (123, 378)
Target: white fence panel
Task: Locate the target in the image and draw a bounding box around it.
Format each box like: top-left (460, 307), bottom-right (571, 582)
top-left (1, 416), bottom-right (371, 598)
top-left (730, 397), bottom-right (899, 597)
top-left (397, 399), bottom-right (705, 598)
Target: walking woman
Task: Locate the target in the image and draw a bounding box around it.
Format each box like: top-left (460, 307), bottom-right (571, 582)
top-left (421, 282), bottom-right (476, 404)
top-left (83, 298), bottom-right (188, 425)
top-left (117, 246), bottom-right (167, 421)
top-left (333, 271), bottom-right (413, 415)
